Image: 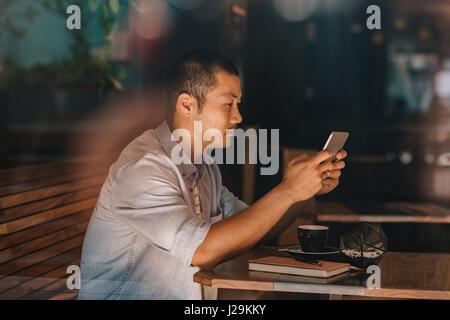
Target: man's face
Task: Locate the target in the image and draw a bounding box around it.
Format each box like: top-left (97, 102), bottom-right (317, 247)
top-left (192, 70), bottom-right (243, 150)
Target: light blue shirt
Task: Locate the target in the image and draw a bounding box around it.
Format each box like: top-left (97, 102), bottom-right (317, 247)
top-left (78, 120), bottom-right (249, 300)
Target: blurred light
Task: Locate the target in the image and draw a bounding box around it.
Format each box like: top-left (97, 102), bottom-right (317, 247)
top-left (399, 151), bottom-right (412, 164)
top-left (272, 0), bottom-right (319, 22)
top-left (350, 24), bottom-right (362, 34)
top-left (231, 5), bottom-right (247, 17)
top-left (371, 32), bottom-right (384, 45)
top-left (437, 153), bottom-right (450, 167)
top-left (169, 0), bottom-right (206, 11)
top-left (131, 0), bottom-right (170, 40)
top-left (418, 28), bottom-right (431, 41)
top-left (394, 18), bottom-right (407, 31)
top-left (410, 54), bottom-right (427, 70)
top-left (435, 70), bottom-right (450, 100)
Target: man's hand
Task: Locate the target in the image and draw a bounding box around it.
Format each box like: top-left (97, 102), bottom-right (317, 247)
top-left (316, 149), bottom-right (347, 195)
top-left (280, 150), bottom-right (335, 203)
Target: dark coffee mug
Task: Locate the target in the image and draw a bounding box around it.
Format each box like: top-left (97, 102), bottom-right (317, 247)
top-left (297, 225), bottom-right (329, 252)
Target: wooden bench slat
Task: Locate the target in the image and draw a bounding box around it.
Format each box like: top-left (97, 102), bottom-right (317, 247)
top-left (20, 277), bottom-right (71, 300)
top-left (0, 186), bottom-right (100, 224)
top-left (0, 160), bottom-right (77, 180)
top-left (0, 162), bottom-right (98, 188)
top-left (0, 210), bottom-right (91, 250)
top-left (0, 162), bottom-right (68, 187)
top-left (0, 258), bottom-right (79, 299)
top-left (0, 167), bottom-right (107, 198)
top-left (0, 247), bottom-right (82, 290)
top-left (48, 290), bottom-right (79, 300)
top-left (0, 221), bottom-right (89, 264)
top-left (0, 198), bottom-right (97, 234)
top-left (0, 235), bottom-right (84, 276)
top-left (0, 154), bottom-right (112, 183)
top-left (0, 175), bottom-right (104, 210)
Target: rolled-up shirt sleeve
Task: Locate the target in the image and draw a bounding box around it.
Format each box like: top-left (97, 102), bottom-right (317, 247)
top-left (220, 186), bottom-right (249, 219)
top-left (111, 154), bottom-right (211, 267)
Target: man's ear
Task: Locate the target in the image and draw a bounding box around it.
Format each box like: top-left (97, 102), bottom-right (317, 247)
top-left (175, 93), bottom-right (196, 118)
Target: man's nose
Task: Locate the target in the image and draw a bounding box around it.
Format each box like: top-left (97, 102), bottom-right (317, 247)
top-left (231, 105), bottom-right (243, 124)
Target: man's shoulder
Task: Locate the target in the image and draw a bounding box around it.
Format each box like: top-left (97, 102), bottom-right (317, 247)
top-left (111, 129), bottom-right (178, 181)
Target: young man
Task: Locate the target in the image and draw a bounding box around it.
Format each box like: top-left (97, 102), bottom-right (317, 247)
top-left (78, 50), bottom-right (347, 300)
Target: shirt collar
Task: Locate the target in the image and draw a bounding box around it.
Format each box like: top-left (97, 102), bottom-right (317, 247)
top-left (155, 120), bottom-right (208, 179)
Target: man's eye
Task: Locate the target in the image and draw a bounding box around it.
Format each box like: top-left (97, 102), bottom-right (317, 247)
top-left (226, 103), bottom-right (233, 107)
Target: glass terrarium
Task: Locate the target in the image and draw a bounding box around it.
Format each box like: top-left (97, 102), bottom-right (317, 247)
top-left (339, 223), bottom-right (388, 269)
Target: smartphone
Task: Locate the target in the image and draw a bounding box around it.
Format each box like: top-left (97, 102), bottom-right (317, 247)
top-left (322, 131), bottom-right (349, 162)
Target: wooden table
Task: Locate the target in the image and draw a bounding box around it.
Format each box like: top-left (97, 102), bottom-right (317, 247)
top-left (194, 247), bottom-right (450, 300)
top-left (314, 201), bottom-right (450, 224)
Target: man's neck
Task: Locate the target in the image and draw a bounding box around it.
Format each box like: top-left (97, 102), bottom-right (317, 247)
top-left (167, 117), bottom-right (203, 164)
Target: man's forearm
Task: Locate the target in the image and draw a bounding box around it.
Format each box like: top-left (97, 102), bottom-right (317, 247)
top-left (217, 200), bottom-right (310, 264)
top-left (258, 199), bottom-right (310, 245)
top-left (192, 184), bottom-right (295, 269)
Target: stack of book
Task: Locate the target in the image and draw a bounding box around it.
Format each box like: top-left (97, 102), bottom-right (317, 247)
top-left (248, 256), bottom-right (350, 278)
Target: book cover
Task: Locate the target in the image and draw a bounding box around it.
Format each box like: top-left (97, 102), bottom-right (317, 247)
top-left (248, 256), bottom-right (350, 278)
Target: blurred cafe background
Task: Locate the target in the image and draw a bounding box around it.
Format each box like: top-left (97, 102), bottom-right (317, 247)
top-left (0, 0), bottom-right (449, 276)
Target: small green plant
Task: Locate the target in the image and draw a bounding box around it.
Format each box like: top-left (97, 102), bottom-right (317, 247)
top-left (0, 0), bottom-right (129, 94)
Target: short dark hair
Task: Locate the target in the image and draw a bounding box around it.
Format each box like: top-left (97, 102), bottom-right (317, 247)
top-left (164, 50), bottom-right (239, 118)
